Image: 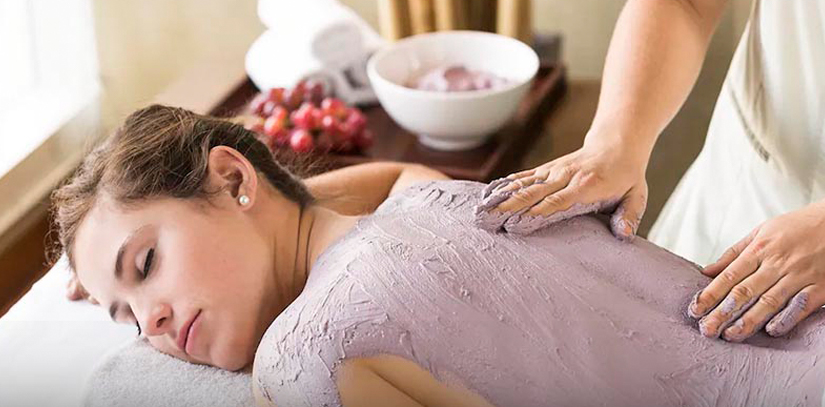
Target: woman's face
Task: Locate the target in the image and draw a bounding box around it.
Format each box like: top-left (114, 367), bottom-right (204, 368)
top-left (73, 192), bottom-right (278, 371)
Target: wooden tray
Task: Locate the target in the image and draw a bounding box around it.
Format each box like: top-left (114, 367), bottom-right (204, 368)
top-left (209, 64), bottom-right (567, 182)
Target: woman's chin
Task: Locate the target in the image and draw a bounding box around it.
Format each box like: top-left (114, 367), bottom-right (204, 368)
top-left (212, 354), bottom-right (252, 371)
top-left (207, 343), bottom-right (256, 371)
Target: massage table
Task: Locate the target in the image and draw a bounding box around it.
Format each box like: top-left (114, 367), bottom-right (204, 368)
top-left (0, 257), bottom-right (135, 406)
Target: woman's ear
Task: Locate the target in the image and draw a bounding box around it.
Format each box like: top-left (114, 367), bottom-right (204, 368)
top-left (206, 146), bottom-right (259, 209)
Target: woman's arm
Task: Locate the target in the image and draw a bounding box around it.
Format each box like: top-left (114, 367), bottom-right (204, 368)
top-left (304, 162), bottom-right (451, 216)
top-left (337, 355), bottom-right (495, 407)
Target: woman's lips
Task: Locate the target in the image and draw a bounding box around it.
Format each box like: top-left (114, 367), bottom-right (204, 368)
top-left (178, 310), bottom-right (202, 356)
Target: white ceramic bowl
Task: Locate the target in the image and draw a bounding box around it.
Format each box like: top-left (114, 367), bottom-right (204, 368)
top-left (367, 31), bottom-right (539, 151)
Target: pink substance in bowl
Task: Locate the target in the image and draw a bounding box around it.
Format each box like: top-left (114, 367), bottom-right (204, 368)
top-left (408, 65), bottom-right (511, 92)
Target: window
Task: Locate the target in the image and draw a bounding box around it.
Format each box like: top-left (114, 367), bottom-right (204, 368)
top-left (0, 0), bottom-right (99, 176)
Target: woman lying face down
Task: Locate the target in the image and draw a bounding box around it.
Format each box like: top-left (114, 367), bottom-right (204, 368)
top-left (55, 105), bottom-right (382, 370)
top-left (55, 105), bottom-right (825, 407)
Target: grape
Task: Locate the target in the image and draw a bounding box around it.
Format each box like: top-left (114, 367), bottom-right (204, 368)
top-left (306, 80), bottom-right (326, 105)
top-left (321, 98), bottom-right (347, 119)
top-left (292, 81), bottom-right (307, 102)
top-left (267, 88), bottom-right (285, 104)
top-left (283, 88), bottom-right (303, 110)
top-left (336, 121), bottom-right (357, 142)
top-left (290, 103), bottom-right (318, 130)
top-left (271, 129), bottom-right (290, 148)
top-left (309, 107), bottom-right (323, 131)
top-left (247, 82), bottom-right (370, 155)
top-left (344, 108), bottom-right (367, 134)
top-left (263, 106), bottom-right (289, 137)
top-left (320, 114), bottom-right (340, 135)
top-left (289, 129), bottom-right (314, 153)
top-left (249, 93), bottom-right (269, 116)
top-left (261, 100), bottom-right (278, 117)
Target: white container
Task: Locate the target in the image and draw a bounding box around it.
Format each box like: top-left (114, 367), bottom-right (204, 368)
top-left (367, 31), bottom-right (540, 151)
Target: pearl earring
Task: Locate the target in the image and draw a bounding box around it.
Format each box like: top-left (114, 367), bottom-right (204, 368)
top-left (238, 195), bottom-right (250, 206)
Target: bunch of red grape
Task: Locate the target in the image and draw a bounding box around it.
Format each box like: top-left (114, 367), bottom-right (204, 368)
top-left (244, 80), bottom-right (373, 154)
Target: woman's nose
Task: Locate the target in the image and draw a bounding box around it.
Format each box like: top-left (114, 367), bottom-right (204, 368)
top-left (138, 302), bottom-right (173, 337)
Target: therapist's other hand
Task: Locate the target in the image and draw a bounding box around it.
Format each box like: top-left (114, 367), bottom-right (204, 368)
top-left (689, 201), bottom-right (825, 341)
top-left (489, 140), bottom-right (648, 240)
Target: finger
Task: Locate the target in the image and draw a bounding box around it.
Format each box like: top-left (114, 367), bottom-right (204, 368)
top-left (495, 176), bottom-right (570, 214)
top-left (521, 184), bottom-right (580, 217)
top-left (696, 260), bottom-right (777, 338)
top-left (688, 245), bottom-right (761, 319)
top-left (702, 228), bottom-right (758, 277)
top-left (496, 174), bottom-right (544, 194)
top-left (609, 184), bottom-right (648, 241)
top-left (502, 177), bottom-right (570, 215)
top-left (765, 285), bottom-right (825, 337)
top-left (505, 168), bottom-right (536, 181)
top-left (721, 273), bottom-right (797, 342)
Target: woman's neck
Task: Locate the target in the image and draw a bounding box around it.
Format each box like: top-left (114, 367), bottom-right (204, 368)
top-left (284, 204), bottom-right (361, 306)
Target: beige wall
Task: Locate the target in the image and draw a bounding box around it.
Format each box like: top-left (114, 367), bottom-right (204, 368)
top-left (341, 0), bottom-right (754, 80)
top-left (93, 0), bottom-right (754, 110)
top-left (534, 0), bottom-right (754, 80)
top-left (93, 0), bottom-right (264, 117)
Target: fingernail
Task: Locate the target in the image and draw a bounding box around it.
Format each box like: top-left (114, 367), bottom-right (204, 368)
top-left (688, 290), bottom-right (704, 318)
top-left (766, 292), bottom-right (809, 336)
top-left (723, 320), bottom-right (745, 342)
top-left (700, 263), bottom-right (718, 276)
top-left (698, 317), bottom-right (717, 338)
top-left (614, 218), bottom-right (631, 238)
top-left (611, 218), bottom-right (634, 241)
top-left (621, 221), bottom-right (637, 242)
top-left (690, 303), bottom-right (701, 317)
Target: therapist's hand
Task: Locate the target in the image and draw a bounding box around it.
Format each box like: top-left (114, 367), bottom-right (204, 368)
top-left (488, 138), bottom-right (649, 240)
top-left (689, 201), bottom-right (825, 341)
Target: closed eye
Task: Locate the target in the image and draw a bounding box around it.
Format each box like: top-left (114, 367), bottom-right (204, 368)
top-left (134, 247), bottom-right (154, 335)
top-left (141, 248), bottom-right (155, 279)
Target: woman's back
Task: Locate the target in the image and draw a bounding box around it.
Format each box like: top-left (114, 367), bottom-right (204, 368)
top-left (255, 180), bottom-right (825, 407)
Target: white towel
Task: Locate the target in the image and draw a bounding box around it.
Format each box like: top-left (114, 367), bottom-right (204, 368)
top-left (246, 0), bottom-right (385, 105)
top-left (245, 29), bottom-right (336, 92)
top-left (257, 0), bottom-right (384, 66)
top-left (83, 339), bottom-right (252, 407)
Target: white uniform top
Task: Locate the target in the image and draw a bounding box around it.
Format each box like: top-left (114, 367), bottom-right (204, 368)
top-left (649, 0), bottom-right (825, 264)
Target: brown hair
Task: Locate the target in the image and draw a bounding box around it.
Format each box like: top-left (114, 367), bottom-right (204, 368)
top-left (49, 104), bottom-right (315, 270)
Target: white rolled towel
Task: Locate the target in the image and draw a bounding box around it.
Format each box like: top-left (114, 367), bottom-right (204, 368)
top-left (245, 29), bottom-right (336, 93)
top-left (257, 0), bottom-right (385, 69)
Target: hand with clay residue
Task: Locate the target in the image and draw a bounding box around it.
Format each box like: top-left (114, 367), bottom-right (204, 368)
top-left (689, 201), bottom-right (825, 341)
top-left (474, 144), bottom-right (648, 240)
